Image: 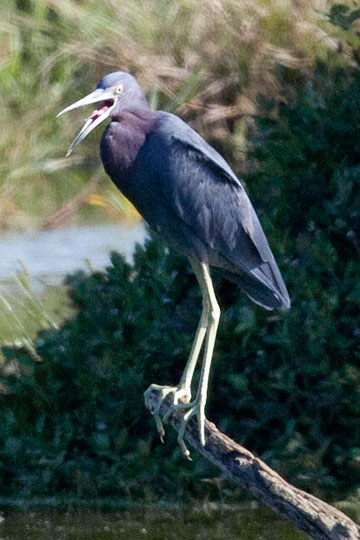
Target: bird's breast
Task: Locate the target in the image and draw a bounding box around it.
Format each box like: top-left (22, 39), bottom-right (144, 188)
top-left (100, 114), bottom-right (159, 200)
top-left (101, 122), bottom-right (144, 180)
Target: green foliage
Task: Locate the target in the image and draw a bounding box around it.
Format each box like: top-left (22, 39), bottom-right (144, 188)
top-left (329, 4), bottom-right (360, 31)
top-left (244, 60), bottom-right (360, 493)
top-left (0, 272), bottom-right (68, 351)
top-left (0, 241), bottom-right (223, 501)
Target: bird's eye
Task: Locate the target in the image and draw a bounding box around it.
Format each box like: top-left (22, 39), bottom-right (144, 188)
top-left (115, 84), bottom-right (123, 95)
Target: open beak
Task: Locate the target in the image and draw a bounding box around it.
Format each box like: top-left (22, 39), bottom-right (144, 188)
top-left (57, 88), bottom-right (115, 156)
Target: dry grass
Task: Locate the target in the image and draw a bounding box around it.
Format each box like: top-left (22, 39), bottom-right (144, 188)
top-left (0, 0), bottom-right (348, 228)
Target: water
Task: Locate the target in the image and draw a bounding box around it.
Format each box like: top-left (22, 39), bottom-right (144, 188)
top-left (0, 223), bottom-right (147, 295)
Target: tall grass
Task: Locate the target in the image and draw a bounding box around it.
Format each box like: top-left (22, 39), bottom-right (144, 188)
top-left (0, 270), bottom-right (70, 354)
top-left (0, 0), bottom-right (345, 229)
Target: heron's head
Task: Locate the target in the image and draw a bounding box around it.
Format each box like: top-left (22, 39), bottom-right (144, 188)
top-left (57, 72), bottom-right (148, 156)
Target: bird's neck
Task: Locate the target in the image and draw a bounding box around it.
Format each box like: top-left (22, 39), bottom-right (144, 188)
top-left (100, 108), bottom-right (159, 183)
top-left (111, 107), bottom-right (157, 130)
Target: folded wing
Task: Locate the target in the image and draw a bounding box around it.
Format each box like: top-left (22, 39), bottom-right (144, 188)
top-left (142, 112), bottom-right (290, 310)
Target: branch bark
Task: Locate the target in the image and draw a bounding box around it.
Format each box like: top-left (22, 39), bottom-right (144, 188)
top-left (145, 386), bottom-right (360, 540)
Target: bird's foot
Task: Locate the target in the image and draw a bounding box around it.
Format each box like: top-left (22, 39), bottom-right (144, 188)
top-left (144, 384), bottom-right (191, 444)
top-left (144, 383), bottom-right (207, 460)
top-left (165, 398), bottom-right (206, 460)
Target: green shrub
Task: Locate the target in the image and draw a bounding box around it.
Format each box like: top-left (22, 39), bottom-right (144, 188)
top-left (0, 242), bottom-right (205, 501)
top-left (244, 61), bottom-right (360, 494)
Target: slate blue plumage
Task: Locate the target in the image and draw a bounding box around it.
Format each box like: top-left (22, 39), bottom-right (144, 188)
top-left (58, 71), bottom-right (290, 456)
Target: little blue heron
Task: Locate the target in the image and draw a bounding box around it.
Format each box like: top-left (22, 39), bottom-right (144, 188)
top-left (58, 72), bottom-right (290, 457)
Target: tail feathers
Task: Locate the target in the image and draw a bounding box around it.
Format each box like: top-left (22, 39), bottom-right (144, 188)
top-left (217, 264), bottom-right (290, 311)
top-left (251, 262), bottom-right (290, 310)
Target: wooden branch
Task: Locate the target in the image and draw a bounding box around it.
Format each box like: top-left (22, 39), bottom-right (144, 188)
top-left (145, 386), bottom-right (360, 540)
top-left (42, 174), bottom-right (100, 229)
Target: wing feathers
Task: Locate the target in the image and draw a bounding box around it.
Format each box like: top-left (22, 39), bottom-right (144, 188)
top-left (150, 112), bottom-right (290, 309)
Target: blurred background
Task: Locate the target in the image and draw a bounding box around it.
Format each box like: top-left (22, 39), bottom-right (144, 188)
top-left (1, 1), bottom-right (360, 538)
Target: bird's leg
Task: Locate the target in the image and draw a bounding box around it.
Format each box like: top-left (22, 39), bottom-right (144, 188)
top-left (170, 257), bottom-right (211, 402)
top-left (144, 257), bottom-right (210, 443)
top-left (145, 259), bottom-right (220, 458)
top-left (174, 260), bottom-right (220, 457)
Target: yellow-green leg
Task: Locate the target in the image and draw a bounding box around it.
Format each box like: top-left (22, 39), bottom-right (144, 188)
top-left (144, 257), bottom-right (220, 458)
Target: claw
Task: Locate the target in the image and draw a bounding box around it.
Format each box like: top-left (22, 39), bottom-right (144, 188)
top-left (179, 439), bottom-right (192, 460)
top-left (144, 384), bottom-right (179, 442)
top-left (154, 414), bottom-right (166, 443)
top-left (176, 399), bottom-right (206, 457)
top-left (144, 384), bottom-right (207, 457)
